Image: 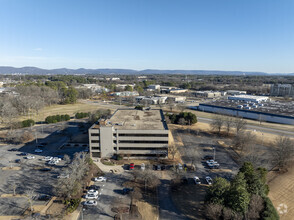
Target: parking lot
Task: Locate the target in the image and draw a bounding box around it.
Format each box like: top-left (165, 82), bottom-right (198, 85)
top-left (79, 172), bottom-right (132, 220)
top-left (0, 120), bottom-right (90, 216)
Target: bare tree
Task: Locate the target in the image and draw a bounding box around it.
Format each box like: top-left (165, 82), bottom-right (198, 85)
top-left (63, 154), bottom-right (71, 165)
top-left (233, 131), bottom-right (256, 154)
top-left (168, 144), bottom-right (177, 160)
top-left (12, 182), bottom-right (17, 196)
top-left (25, 190), bottom-right (35, 212)
top-left (271, 136), bottom-right (294, 169)
top-left (210, 116), bottom-right (224, 134)
top-left (233, 117), bottom-right (247, 135)
top-left (178, 118), bottom-right (186, 125)
top-left (224, 117), bottom-right (234, 136)
top-left (204, 203), bottom-right (223, 220)
top-left (129, 187), bottom-right (143, 206)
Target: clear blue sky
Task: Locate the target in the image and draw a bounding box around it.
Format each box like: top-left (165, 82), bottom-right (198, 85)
top-left (0, 0), bottom-right (294, 73)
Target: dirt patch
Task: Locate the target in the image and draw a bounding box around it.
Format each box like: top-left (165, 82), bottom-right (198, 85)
top-left (268, 165), bottom-right (294, 220)
top-left (171, 184), bottom-right (207, 220)
top-left (0, 194), bottom-right (25, 198)
top-left (136, 201), bottom-right (158, 220)
top-left (46, 202), bottom-right (65, 217)
top-left (1, 167), bottom-right (21, 170)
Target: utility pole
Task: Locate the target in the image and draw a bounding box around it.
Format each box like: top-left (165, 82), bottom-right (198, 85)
top-left (35, 131), bottom-right (38, 144)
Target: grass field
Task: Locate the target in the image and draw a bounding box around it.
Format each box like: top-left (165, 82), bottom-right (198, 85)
top-left (19, 101), bottom-right (114, 122)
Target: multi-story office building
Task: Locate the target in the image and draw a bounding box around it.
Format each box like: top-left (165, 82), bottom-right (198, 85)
top-left (270, 84), bottom-right (294, 97)
top-left (89, 109), bottom-right (169, 159)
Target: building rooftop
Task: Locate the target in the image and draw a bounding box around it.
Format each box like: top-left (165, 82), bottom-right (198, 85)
top-left (108, 109), bottom-right (167, 130)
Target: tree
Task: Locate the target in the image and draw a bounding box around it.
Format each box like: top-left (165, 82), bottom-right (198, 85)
top-left (271, 136), bottom-right (294, 169)
top-left (210, 116), bottom-right (224, 134)
top-left (25, 190), bottom-right (35, 212)
top-left (206, 177), bottom-right (230, 205)
top-left (224, 117), bottom-right (234, 136)
top-left (233, 117), bottom-right (247, 135)
top-left (226, 172), bottom-right (250, 214)
top-left (204, 203), bottom-right (223, 220)
top-left (233, 131), bottom-right (256, 154)
top-left (168, 144), bottom-right (177, 160)
top-left (125, 85), bottom-right (133, 92)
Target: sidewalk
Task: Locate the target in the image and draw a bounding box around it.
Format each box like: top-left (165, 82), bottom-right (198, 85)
top-left (94, 159), bottom-right (124, 174)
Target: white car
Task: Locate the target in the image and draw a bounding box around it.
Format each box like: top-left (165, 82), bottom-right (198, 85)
top-left (35, 149), bottom-right (43, 153)
top-left (57, 174), bottom-right (69, 179)
top-left (87, 190), bottom-right (98, 195)
top-left (178, 163), bottom-right (183, 170)
top-left (26, 156), bottom-right (35, 160)
top-left (42, 156), bottom-right (53, 161)
top-left (94, 176), bottom-right (107, 182)
top-left (206, 176), bottom-right (213, 185)
top-left (141, 163), bottom-right (145, 170)
top-left (85, 194), bottom-right (98, 199)
top-left (193, 176), bottom-right (201, 184)
top-left (84, 200), bottom-right (97, 206)
top-left (52, 157), bottom-right (61, 161)
top-left (48, 160), bottom-right (57, 165)
top-left (206, 160), bottom-right (215, 164)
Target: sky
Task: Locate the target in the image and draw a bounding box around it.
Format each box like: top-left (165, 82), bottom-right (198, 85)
top-left (0, 0), bottom-right (294, 73)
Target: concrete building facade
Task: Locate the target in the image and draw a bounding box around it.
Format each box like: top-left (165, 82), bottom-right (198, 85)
top-left (89, 109), bottom-right (169, 159)
top-left (194, 91), bottom-right (222, 98)
top-left (270, 84), bottom-right (294, 97)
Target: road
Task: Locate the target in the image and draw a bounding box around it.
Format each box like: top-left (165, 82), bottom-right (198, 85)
top-left (197, 117), bottom-right (294, 137)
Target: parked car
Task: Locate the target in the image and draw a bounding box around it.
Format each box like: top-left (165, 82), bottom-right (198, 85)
top-left (123, 188), bottom-right (133, 195)
top-left (203, 155), bottom-right (214, 160)
top-left (38, 194), bottom-right (51, 201)
top-left (9, 148), bottom-right (18, 151)
top-left (129, 163), bottom-right (134, 170)
top-left (85, 194), bottom-right (98, 199)
top-left (42, 156), bottom-right (53, 161)
top-left (141, 163), bottom-right (145, 170)
top-left (161, 165), bottom-right (166, 170)
top-left (156, 165), bottom-right (161, 170)
top-left (40, 168), bottom-right (51, 172)
top-left (87, 190), bottom-right (98, 195)
top-left (94, 176), bottom-right (107, 182)
top-left (178, 163), bottom-right (183, 170)
top-left (206, 160), bottom-right (215, 164)
top-left (89, 185), bottom-right (100, 190)
top-left (84, 200), bottom-right (97, 206)
top-left (19, 152), bottom-right (28, 156)
top-left (57, 174), bottom-right (69, 179)
top-left (15, 159), bottom-right (21, 163)
top-left (205, 176), bottom-right (213, 185)
top-left (35, 149), bottom-right (43, 153)
top-left (48, 160), bottom-right (57, 165)
top-left (207, 163), bottom-right (220, 169)
top-left (26, 156), bottom-right (35, 160)
top-left (193, 176), bottom-right (201, 184)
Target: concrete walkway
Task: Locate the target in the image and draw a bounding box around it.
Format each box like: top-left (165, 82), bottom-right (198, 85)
top-left (94, 159), bottom-right (124, 174)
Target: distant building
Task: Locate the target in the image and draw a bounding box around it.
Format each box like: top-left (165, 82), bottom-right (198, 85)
top-left (270, 84), bottom-right (294, 97)
top-left (88, 109), bottom-right (169, 159)
top-left (106, 77), bottom-right (120, 81)
top-left (226, 90), bottom-right (247, 95)
top-left (78, 84), bottom-right (109, 93)
top-left (147, 85), bottom-right (160, 91)
top-left (228, 95), bottom-right (269, 103)
top-left (194, 91), bottom-right (222, 98)
top-left (135, 96), bottom-right (167, 105)
top-left (116, 84), bottom-right (135, 90)
top-left (0, 82), bottom-right (3, 87)
top-left (169, 89), bottom-right (188, 94)
top-left (112, 91), bottom-right (139, 97)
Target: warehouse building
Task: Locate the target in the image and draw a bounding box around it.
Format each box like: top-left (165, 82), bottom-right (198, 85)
top-left (89, 109), bottom-right (169, 159)
top-left (194, 91), bottom-right (222, 98)
top-left (228, 95), bottom-right (269, 103)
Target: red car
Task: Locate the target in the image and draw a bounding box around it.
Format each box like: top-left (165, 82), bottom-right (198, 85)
top-left (130, 163), bottom-right (134, 170)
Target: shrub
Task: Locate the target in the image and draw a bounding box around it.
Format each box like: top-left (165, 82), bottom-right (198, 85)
top-left (45, 114), bottom-right (70, 124)
top-left (135, 105), bottom-right (143, 110)
top-left (21, 119), bottom-right (35, 128)
top-left (64, 198), bottom-right (81, 213)
top-left (262, 196), bottom-right (280, 220)
top-left (116, 154), bottom-right (123, 161)
top-left (75, 112), bottom-right (89, 119)
top-left (166, 112), bottom-right (197, 125)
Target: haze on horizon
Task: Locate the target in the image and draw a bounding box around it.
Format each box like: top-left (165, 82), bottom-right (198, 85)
top-left (0, 0), bottom-right (293, 73)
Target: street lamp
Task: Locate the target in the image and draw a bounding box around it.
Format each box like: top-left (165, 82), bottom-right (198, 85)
top-left (213, 147), bottom-right (216, 161)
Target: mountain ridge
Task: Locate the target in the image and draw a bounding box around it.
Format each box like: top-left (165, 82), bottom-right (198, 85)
top-left (0, 66), bottom-right (293, 75)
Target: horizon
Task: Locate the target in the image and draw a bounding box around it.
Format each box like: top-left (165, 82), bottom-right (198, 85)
top-left (1, 0), bottom-right (294, 73)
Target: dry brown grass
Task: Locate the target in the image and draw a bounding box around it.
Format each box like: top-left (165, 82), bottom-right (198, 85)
top-left (268, 164), bottom-right (294, 220)
top-left (136, 201), bottom-right (158, 220)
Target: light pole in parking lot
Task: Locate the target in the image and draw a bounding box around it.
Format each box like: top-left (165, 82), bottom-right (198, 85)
top-left (213, 147), bottom-right (216, 161)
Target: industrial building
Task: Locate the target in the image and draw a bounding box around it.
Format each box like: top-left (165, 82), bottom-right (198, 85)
top-left (89, 109), bottom-right (169, 159)
top-left (195, 98), bottom-right (294, 125)
top-left (228, 95), bottom-right (269, 103)
top-left (226, 90), bottom-right (247, 95)
top-left (194, 91), bottom-right (222, 98)
top-left (270, 84), bottom-right (294, 97)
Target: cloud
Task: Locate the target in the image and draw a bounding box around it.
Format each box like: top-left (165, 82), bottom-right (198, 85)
top-left (33, 48), bottom-right (43, 51)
